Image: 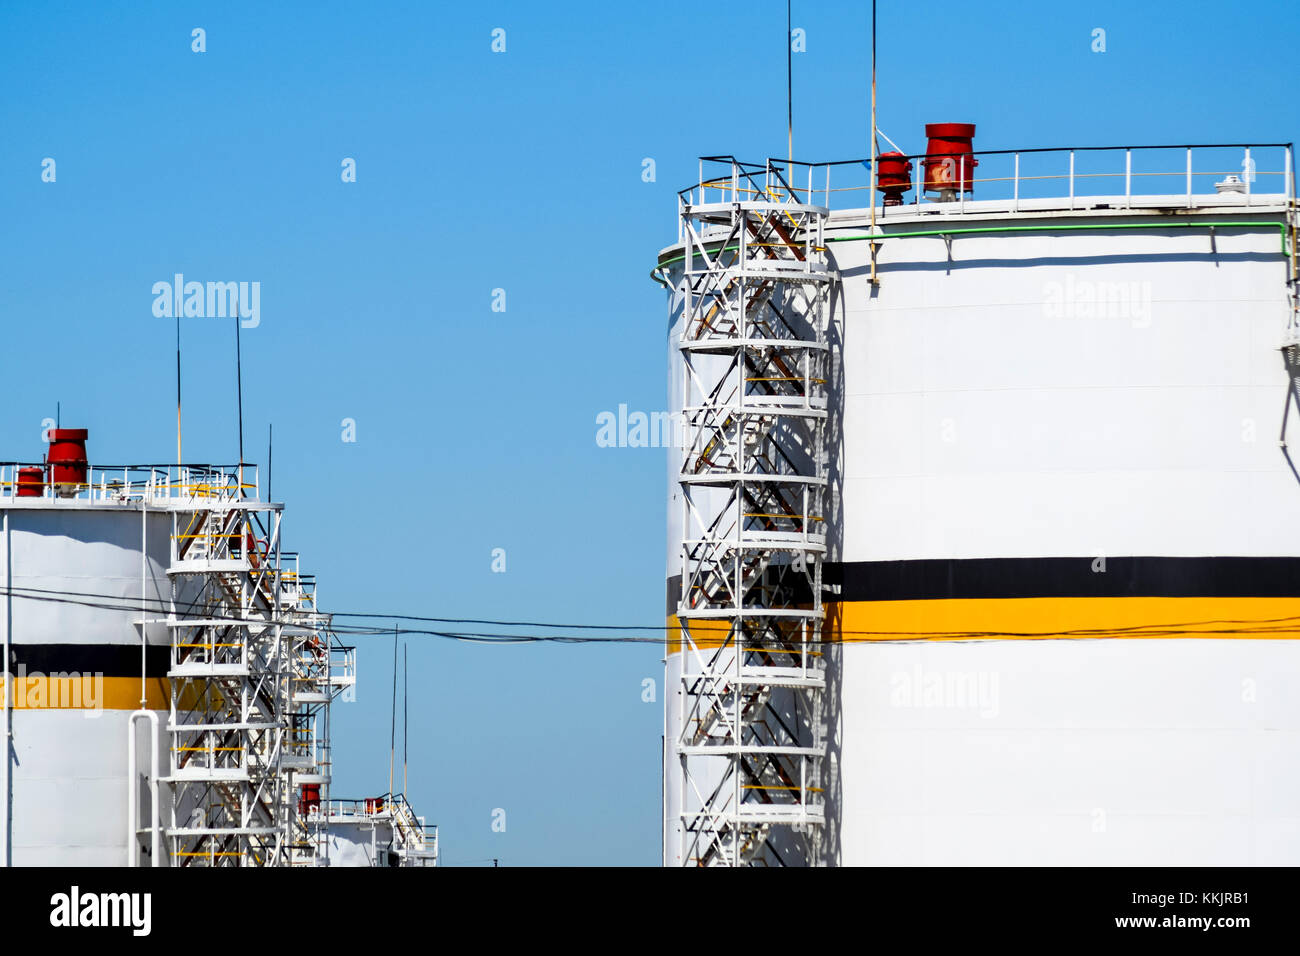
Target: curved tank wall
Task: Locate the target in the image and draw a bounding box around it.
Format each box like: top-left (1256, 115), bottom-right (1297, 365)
top-left (2, 504), bottom-right (174, 866)
top-left (663, 200), bottom-right (1300, 865)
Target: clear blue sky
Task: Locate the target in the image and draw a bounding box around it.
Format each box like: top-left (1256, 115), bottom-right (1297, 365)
top-left (1, 0), bottom-right (1295, 865)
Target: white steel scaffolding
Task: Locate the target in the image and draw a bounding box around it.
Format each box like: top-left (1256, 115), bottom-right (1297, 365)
top-left (281, 562), bottom-right (355, 866)
top-left (157, 467), bottom-right (352, 866)
top-left (675, 162), bottom-right (835, 866)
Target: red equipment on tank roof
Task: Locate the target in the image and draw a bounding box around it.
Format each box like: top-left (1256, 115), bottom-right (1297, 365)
top-left (922, 123), bottom-right (978, 198)
top-left (876, 151), bottom-right (913, 206)
top-left (45, 429), bottom-right (89, 498)
top-left (16, 466), bottom-right (44, 498)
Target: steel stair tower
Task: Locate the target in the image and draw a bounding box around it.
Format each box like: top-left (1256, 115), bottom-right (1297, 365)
top-left (104, 465), bottom-right (358, 868)
top-left (279, 567), bottom-right (356, 866)
top-left (674, 162), bottom-right (836, 866)
top-left (164, 486), bottom-right (292, 866)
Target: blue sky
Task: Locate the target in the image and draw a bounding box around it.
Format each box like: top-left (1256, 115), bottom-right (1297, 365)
top-left (1, 0), bottom-right (1295, 865)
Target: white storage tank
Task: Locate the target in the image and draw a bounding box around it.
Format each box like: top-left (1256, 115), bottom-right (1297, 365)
top-left (659, 141), bottom-right (1300, 865)
top-left (1, 486), bottom-right (173, 866)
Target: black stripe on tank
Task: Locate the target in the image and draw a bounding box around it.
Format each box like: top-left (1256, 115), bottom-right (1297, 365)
top-left (829, 557), bottom-right (1300, 602)
top-left (5, 643), bottom-right (170, 678)
top-left (665, 557), bottom-right (1300, 612)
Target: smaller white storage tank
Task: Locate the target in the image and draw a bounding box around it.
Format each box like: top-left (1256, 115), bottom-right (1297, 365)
top-left (1, 499), bottom-right (174, 866)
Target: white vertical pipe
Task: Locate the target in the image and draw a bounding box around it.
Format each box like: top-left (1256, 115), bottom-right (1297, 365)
top-left (2, 509), bottom-right (9, 868)
top-left (1069, 151), bottom-right (1075, 210)
top-left (1186, 147), bottom-right (1193, 207)
top-left (800, 750), bottom-right (806, 820)
top-left (140, 505), bottom-right (147, 709)
top-left (1013, 153), bottom-right (1020, 212)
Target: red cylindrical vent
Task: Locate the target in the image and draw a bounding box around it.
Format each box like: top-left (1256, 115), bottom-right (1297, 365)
top-left (365, 797), bottom-right (385, 814)
top-left (877, 151), bottom-right (913, 206)
top-left (299, 783), bottom-right (321, 816)
top-left (922, 123), bottom-right (978, 195)
top-left (46, 429), bottom-right (89, 498)
top-left (16, 467), bottom-right (44, 498)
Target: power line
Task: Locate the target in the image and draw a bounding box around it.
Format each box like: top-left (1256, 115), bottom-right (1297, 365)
top-left (329, 609), bottom-right (656, 631)
top-left (0, 582), bottom-right (656, 631)
top-left (3, 581), bottom-right (1299, 641)
top-left (0, 582), bottom-right (1298, 645)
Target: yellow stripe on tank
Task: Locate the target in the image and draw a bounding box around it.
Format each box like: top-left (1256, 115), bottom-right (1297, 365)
top-left (830, 596), bottom-right (1300, 641)
top-left (0, 676), bottom-right (170, 710)
top-left (666, 597), bottom-right (1300, 653)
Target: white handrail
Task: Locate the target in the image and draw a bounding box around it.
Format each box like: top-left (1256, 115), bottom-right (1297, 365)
top-left (1013, 153), bottom-right (1020, 212)
top-left (682, 145), bottom-right (1294, 217)
top-left (1126, 149), bottom-right (1132, 208)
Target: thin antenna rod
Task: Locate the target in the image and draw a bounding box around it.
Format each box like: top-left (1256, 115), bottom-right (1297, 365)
top-left (267, 423), bottom-right (273, 502)
top-left (234, 291), bottom-right (245, 496)
top-left (176, 314), bottom-right (182, 464)
top-left (389, 627), bottom-right (398, 798)
top-left (402, 641), bottom-right (408, 800)
top-left (235, 313), bottom-right (245, 470)
top-left (869, 0), bottom-right (880, 285)
top-left (787, 0), bottom-right (793, 162)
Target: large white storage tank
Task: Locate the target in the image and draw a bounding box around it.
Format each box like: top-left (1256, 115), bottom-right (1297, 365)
top-left (660, 139), bottom-right (1300, 865)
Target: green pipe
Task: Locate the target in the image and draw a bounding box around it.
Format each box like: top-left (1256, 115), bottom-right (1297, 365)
top-left (651, 218), bottom-right (1290, 278)
top-left (828, 220), bottom-right (1290, 254)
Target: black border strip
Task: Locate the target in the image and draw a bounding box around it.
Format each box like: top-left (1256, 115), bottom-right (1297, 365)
top-left (667, 557), bottom-right (1300, 612)
top-left (6, 644), bottom-right (169, 677)
top-left (832, 557), bottom-right (1300, 602)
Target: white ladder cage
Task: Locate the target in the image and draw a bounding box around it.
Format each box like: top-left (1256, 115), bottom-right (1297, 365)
top-left (675, 159), bottom-right (836, 866)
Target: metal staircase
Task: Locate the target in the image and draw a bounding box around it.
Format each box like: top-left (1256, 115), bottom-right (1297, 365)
top-left (165, 497), bottom-right (291, 865)
top-left (674, 162), bottom-right (835, 866)
top-left (89, 464), bottom-right (358, 867)
top-left (280, 568), bottom-right (355, 866)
